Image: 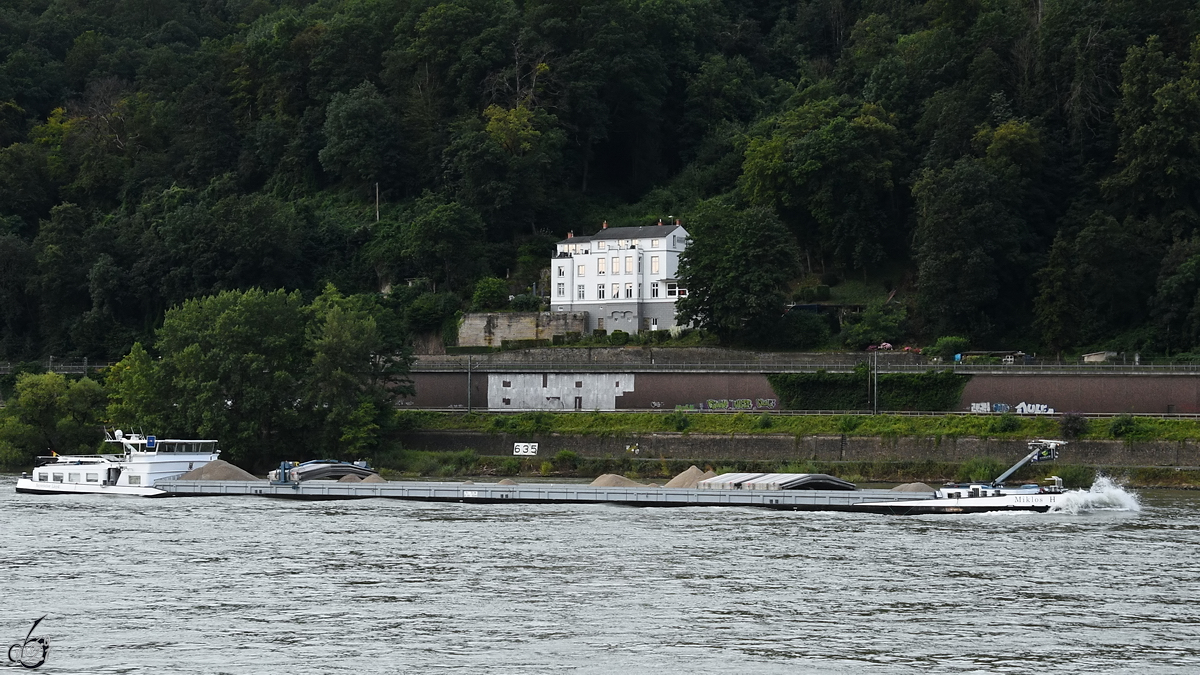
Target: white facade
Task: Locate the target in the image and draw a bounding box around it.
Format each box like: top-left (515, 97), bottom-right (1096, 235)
top-left (551, 223), bottom-right (689, 334)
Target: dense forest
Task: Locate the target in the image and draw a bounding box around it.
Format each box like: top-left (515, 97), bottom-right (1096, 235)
top-left (2, 0), bottom-right (1200, 359)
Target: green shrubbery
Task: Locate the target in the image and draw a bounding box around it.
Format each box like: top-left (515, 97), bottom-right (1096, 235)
top-left (767, 369), bottom-right (971, 411)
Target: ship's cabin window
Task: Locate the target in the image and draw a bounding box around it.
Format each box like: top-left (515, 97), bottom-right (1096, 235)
top-left (68, 473), bottom-right (80, 482)
top-left (86, 473), bottom-right (99, 483)
top-left (37, 473), bottom-right (48, 482)
top-left (128, 475), bottom-right (141, 485)
top-left (52, 473), bottom-right (63, 482)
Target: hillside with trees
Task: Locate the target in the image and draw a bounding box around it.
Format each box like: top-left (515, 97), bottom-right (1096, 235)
top-left (2, 0), bottom-right (1200, 358)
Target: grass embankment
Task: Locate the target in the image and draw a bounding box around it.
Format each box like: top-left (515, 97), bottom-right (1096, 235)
top-left (382, 411), bottom-right (1200, 488)
top-left (394, 410), bottom-right (1200, 442)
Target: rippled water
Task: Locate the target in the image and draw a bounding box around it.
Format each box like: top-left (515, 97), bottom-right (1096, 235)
top-left (2, 475), bottom-right (1197, 674)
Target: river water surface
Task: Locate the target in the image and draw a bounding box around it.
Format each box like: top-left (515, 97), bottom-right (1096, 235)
top-left (1, 475), bottom-right (1197, 674)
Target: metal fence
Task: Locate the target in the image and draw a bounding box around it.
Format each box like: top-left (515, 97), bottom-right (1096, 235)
top-left (0, 359), bottom-right (111, 375)
top-left (411, 359), bottom-right (1200, 375)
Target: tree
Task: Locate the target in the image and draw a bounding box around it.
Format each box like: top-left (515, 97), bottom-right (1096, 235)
top-left (742, 93), bottom-right (900, 271)
top-left (471, 277), bottom-right (508, 310)
top-left (107, 286), bottom-right (412, 469)
top-left (842, 300), bottom-right (907, 349)
top-left (319, 81), bottom-right (401, 185)
top-left (675, 200), bottom-right (799, 342)
top-left (153, 288), bottom-right (310, 469)
top-left (367, 193), bottom-right (485, 292)
top-left (912, 157), bottom-right (1027, 338)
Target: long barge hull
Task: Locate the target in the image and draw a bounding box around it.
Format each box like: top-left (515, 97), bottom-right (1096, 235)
top-left (150, 480), bottom-right (1051, 515)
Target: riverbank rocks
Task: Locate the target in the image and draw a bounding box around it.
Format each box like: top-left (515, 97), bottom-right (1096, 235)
top-left (361, 474), bottom-right (386, 483)
top-left (891, 482), bottom-right (935, 492)
top-left (665, 465), bottom-right (706, 489)
top-left (338, 474), bottom-right (362, 483)
top-left (589, 474), bottom-right (646, 488)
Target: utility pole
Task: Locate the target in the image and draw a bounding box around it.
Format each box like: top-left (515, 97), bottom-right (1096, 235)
top-left (873, 351), bottom-right (879, 414)
top-left (375, 183), bottom-right (380, 222)
top-left (467, 355), bottom-right (472, 413)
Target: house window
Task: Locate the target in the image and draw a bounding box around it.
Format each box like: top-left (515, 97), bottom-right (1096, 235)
top-left (643, 318), bottom-right (651, 330)
top-left (577, 285), bottom-right (585, 299)
top-left (667, 283), bottom-right (678, 297)
top-left (611, 283), bottom-right (619, 298)
top-left (502, 398), bottom-right (511, 405)
top-left (624, 256), bottom-right (633, 274)
top-left (638, 283), bottom-right (642, 297)
top-left (652, 239), bottom-right (661, 248)
top-left (129, 475), bottom-right (141, 485)
top-left (652, 283), bottom-right (660, 298)
top-left (652, 318), bottom-right (659, 330)
top-left (638, 258), bottom-right (643, 273)
top-left (598, 258), bottom-right (606, 275)
top-left (624, 283), bottom-right (633, 299)
top-left (611, 257), bottom-right (619, 275)
top-left (577, 264), bottom-right (586, 276)
top-left (597, 284), bottom-right (606, 299)
top-left (556, 283), bottom-right (565, 297)
top-left (679, 287), bottom-right (688, 297)
top-left (502, 380), bottom-right (511, 387)
top-left (575, 381), bottom-right (583, 388)
top-left (557, 265), bottom-right (565, 277)
top-left (598, 241), bottom-right (606, 250)
top-left (651, 256), bottom-right (660, 274)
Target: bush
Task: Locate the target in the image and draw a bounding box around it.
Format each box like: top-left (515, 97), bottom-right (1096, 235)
top-left (471, 277), bottom-right (508, 310)
top-left (553, 449), bottom-right (579, 470)
top-left (592, 329), bottom-right (607, 338)
top-left (756, 414), bottom-right (774, 429)
top-left (1055, 465), bottom-right (1097, 488)
top-left (1059, 412), bottom-right (1090, 439)
top-left (1109, 413), bottom-right (1139, 438)
top-left (497, 457), bottom-right (521, 475)
top-left (956, 457), bottom-right (1005, 482)
top-left (990, 412), bottom-right (1021, 433)
top-left (777, 309), bottom-right (832, 349)
top-left (509, 293), bottom-right (541, 311)
top-left (928, 336), bottom-right (970, 361)
top-left (609, 330), bottom-right (629, 346)
top-left (539, 460), bottom-right (554, 476)
top-left (841, 300), bottom-right (906, 349)
top-left (664, 411), bottom-right (691, 431)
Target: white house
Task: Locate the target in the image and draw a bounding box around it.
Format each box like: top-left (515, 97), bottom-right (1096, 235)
top-left (551, 220), bottom-right (689, 334)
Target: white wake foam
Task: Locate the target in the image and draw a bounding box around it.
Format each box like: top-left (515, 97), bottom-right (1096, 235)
top-left (1048, 475), bottom-right (1142, 514)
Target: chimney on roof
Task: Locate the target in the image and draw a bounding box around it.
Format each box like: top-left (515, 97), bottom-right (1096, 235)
top-left (602, 220), bottom-right (608, 229)
top-left (675, 218), bottom-right (681, 226)
top-left (658, 218), bottom-right (664, 226)
top-left (567, 231), bottom-right (573, 238)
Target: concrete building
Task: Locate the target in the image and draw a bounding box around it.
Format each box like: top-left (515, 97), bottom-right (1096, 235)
top-left (551, 221), bottom-right (690, 334)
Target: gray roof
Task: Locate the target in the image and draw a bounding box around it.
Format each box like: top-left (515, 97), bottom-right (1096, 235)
top-left (557, 224), bottom-right (685, 245)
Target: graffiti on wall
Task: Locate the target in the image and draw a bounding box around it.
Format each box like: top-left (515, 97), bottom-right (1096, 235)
top-left (703, 398), bottom-right (778, 411)
top-left (970, 401), bottom-right (1056, 414)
